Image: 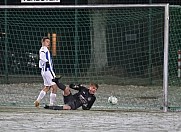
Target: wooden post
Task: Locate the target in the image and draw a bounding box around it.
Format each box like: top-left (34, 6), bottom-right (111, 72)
top-left (52, 33), bottom-right (57, 56)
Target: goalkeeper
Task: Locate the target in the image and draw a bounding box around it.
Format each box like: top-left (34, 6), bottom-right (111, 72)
top-left (44, 78), bottom-right (98, 110)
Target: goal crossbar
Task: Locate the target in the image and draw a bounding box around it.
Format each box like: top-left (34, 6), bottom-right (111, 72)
top-left (0, 4), bottom-right (169, 9)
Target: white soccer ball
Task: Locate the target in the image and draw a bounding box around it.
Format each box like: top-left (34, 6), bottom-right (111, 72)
top-left (108, 96), bottom-right (118, 105)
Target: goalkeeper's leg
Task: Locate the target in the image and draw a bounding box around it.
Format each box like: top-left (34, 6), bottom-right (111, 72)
top-left (44, 104), bottom-right (63, 110)
top-left (44, 104), bottom-right (71, 110)
top-left (52, 76), bottom-right (66, 91)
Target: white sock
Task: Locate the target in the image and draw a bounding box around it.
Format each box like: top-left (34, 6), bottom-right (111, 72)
top-left (36, 90), bottom-right (46, 102)
top-left (50, 93), bottom-right (56, 106)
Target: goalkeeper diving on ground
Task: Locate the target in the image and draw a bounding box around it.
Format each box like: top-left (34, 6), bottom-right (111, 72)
top-left (44, 77), bottom-right (99, 110)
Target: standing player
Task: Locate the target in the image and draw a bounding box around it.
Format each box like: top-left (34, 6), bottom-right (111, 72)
top-left (34, 37), bottom-right (58, 108)
top-left (44, 78), bottom-right (98, 110)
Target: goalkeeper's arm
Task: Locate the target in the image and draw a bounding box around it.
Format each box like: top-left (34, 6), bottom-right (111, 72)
top-left (82, 97), bottom-right (96, 110)
top-left (69, 84), bottom-right (84, 91)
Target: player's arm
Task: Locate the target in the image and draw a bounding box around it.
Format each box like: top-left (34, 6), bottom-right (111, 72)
top-left (82, 96), bottom-right (96, 110)
top-left (39, 51), bottom-right (49, 69)
top-left (39, 51), bottom-right (48, 63)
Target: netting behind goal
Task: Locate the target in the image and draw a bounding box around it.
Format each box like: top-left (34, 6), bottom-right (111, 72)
top-left (0, 5), bottom-right (173, 111)
top-left (0, 5), bottom-right (165, 85)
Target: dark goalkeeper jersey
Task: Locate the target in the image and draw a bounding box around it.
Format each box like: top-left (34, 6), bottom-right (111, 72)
top-left (69, 85), bottom-right (96, 110)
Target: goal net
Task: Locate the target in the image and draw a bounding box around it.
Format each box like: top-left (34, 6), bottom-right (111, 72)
top-left (0, 4), bottom-right (172, 111)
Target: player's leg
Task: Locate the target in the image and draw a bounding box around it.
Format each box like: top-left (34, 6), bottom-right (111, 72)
top-left (46, 71), bottom-right (58, 106)
top-left (49, 84), bottom-right (57, 106)
top-left (34, 71), bottom-right (51, 108)
top-left (34, 86), bottom-right (50, 108)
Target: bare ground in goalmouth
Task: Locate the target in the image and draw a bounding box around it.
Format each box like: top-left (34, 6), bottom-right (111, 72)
top-left (0, 83), bottom-right (181, 131)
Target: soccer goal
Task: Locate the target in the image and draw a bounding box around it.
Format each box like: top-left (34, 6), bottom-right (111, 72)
top-left (0, 4), bottom-right (170, 112)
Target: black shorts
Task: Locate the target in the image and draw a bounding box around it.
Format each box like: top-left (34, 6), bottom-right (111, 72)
top-left (63, 93), bottom-right (78, 110)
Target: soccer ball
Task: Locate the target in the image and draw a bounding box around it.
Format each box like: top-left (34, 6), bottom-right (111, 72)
top-left (108, 96), bottom-right (118, 105)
